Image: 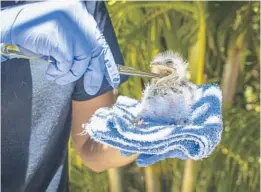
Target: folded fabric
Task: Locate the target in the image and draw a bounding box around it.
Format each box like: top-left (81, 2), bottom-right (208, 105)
top-left (82, 84), bottom-right (223, 167)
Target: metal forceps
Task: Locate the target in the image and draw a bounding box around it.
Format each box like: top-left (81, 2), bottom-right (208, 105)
top-left (0, 43), bottom-right (162, 79)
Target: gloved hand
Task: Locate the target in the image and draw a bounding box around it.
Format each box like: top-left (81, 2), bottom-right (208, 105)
top-left (1, 1), bottom-right (120, 95)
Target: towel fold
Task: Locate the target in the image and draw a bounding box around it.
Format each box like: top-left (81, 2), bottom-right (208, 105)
top-left (82, 84), bottom-right (223, 167)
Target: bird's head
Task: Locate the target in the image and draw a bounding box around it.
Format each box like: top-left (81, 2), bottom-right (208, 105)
top-left (150, 51), bottom-right (188, 82)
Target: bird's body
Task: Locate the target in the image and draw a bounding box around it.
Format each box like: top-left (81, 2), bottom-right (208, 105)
top-left (134, 51), bottom-right (197, 125)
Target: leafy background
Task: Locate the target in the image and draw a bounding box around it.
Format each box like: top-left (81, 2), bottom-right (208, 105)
top-left (68, 1), bottom-right (260, 192)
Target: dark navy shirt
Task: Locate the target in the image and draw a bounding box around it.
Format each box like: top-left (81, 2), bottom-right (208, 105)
top-left (1, 1), bottom-right (128, 191)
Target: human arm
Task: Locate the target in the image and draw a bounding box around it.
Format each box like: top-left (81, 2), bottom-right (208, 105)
top-left (71, 90), bottom-right (138, 173)
top-left (70, 1), bottom-right (135, 172)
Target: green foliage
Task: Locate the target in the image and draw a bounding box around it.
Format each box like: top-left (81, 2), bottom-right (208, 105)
top-left (194, 106), bottom-right (260, 192)
top-left (69, 145), bottom-right (109, 192)
top-left (69, 1), bottom-right (260, 192)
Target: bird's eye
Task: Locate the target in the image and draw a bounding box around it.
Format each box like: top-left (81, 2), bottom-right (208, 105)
top-left (165, 60), bottom-right (173, 66)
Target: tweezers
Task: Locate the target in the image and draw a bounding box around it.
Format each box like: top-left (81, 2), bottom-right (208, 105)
top-left (0, 43), bottom-right (161, 79)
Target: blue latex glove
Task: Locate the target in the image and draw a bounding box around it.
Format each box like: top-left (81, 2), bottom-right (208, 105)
top-left (1, 1), bottom-right (120, 95)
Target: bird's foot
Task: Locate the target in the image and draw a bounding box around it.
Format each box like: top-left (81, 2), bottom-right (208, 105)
top-left (132, 117), bottom-right (144, 127)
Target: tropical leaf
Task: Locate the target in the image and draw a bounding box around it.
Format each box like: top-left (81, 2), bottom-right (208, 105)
top-left (68, 1), bottom-right (260, 192)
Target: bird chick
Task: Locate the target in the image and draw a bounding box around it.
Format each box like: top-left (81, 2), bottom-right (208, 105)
top-left (133, 51), bottom-right (197, 126)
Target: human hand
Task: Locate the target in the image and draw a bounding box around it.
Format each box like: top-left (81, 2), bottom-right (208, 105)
top-left (1, 1), bottom-right (120, 95)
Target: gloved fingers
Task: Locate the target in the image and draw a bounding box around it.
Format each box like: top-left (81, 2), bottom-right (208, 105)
top-left (46, 60), bottom-right (71, 81)
top-left (45, 32), bottom-right (74, 80)
top-left (102, 46), bottom-right (121, 88)
top-left (11, 10), bottom-right (74, 80)
top-left (80, 8), bottom-right (120, 88)
top-left (55, 56), bottom-right (91, 85)
top-left (67, 4), bottom-right (120, 89)
top-left (83, 53), bottom-right (106, 95)
top-left (92, 34), bottom-right (120, 88)
top-left (16, 38), bottom-right (73, 81)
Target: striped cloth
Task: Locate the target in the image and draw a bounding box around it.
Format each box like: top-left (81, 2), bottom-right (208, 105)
top-left (82, 84), bottom-right (223, 167)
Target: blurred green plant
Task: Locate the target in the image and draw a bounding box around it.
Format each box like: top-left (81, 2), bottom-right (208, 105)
top-left (68, 138), bottom-right (109, 192)
top-left (69, 1), bottom-right (260, 192)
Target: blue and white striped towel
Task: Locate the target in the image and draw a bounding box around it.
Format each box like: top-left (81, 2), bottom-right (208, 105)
top-left (82, 84), bottom-right (223, 167)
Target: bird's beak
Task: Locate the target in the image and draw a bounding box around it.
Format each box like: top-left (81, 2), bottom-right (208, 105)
top-left (151, 64), bottom-right (175, 77)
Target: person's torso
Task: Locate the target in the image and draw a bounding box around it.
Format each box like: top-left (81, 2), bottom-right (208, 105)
top-left (1, 58), bottom-right (75, 192)
top-left (1, 1), bottom-right (126, 190)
